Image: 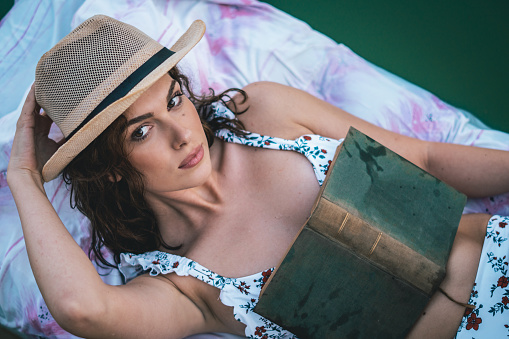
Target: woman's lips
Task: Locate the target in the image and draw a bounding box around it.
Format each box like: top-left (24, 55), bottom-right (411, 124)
top-left (179, 145), bottom-right (204, 169)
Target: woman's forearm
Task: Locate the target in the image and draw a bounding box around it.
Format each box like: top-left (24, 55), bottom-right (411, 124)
top-left (6, 85), bottom-right (109, 332)
top-left (426, 141), bottom-right (509, 198)
top-left (8, 173), bottom-right (107, 328)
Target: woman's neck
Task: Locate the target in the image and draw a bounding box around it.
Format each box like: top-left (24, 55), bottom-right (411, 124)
top-left (143, 140), bottom-right (229, 248)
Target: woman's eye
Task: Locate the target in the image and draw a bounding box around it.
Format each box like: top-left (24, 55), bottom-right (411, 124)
top-left (131, 125), bottom-right (150, 141)
top-left (167, 92), bottom-right (183, 110)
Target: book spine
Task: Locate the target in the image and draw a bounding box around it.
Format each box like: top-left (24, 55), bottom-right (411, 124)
top-left (308, 196), bottom-right (445, 296)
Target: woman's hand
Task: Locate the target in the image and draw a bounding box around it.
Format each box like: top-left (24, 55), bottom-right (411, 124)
top-left (7, 84), bottom-right (62, 187)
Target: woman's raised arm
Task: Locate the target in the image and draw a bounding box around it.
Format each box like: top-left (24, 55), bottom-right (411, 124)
top-left (237, 81), bottom-right (509, 198)
top-left (7, 87), bottom-right (211, 339)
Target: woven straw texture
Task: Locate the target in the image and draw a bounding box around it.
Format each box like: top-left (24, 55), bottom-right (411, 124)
top-left (35, 15), bottom-right (164, 137)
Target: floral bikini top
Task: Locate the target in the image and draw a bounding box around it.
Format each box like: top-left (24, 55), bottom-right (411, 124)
top-left (118, 102), bottom-right (343, 339)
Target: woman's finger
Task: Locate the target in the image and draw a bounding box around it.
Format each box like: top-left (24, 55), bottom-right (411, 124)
top-left (8, 84), bottom-right (60, 182)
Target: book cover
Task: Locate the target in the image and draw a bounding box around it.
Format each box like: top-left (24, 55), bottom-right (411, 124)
top-left (254, 127), bottom-right (467, 338)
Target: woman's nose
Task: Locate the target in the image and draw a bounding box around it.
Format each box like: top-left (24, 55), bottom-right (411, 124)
top-left (170, 121), bottom-right (192, 150)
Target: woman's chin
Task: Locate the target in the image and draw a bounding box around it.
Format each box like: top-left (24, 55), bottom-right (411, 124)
top-left (145, 164), bottom-right (213, 195)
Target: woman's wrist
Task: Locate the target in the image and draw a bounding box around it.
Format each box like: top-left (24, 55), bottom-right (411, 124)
top-left (6, 168), bottom-right (45, 193)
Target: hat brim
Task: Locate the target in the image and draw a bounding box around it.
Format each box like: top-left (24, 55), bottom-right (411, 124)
top-left (42, 20), bottom-right (206, 182)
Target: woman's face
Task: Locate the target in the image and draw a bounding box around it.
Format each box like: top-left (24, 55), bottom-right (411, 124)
top-left (123, 74), bottom-right (212, 194)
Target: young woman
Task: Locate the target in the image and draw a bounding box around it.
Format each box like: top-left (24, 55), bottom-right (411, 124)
top-left (7, 15), bottom-right (509, 339)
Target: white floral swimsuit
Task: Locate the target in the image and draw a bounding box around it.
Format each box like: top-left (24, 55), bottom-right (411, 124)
top-left (455, 215), bottom-right (509, 338)
top-left (118, 103), bottom-right (343, 339)
top-left (212, 102), bottom-right (341, 186)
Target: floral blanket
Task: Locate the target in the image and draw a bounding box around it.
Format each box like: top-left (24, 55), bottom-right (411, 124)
top-left (1, 0), bottom-right (509, 338)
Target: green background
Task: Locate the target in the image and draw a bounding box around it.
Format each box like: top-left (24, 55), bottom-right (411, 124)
top-left (0, 0), bottom-right (508, 131)
top-left (0, 0), bottom-right (12, 22)
top-left (264, 0), bottom-right (509, 132)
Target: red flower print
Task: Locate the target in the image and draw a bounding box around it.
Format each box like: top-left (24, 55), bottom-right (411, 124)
top-left (261, 269), bottom-right (272, 285)
top-left (321, 149), bottom-right (327, 153)
top-left (262, 335), bottom-right (268, 339)
top-left (251, 298), bottom-right (256, 303)
top-left (499, 222), bottom-right (507, 228)
top-left (503, 296), bottom-right (509, 306)
top-left (505, 324), bottom-right (509, 328)
top-left (498, 276), bottom-right (509, 288)
top-left (303, 136), bottom-right (312, 141)
top-left (463, 307), bottom-right (473, 317)
top-left (152, 260), bottom-right (160, 265)
top-left (264, 141), bottom-right (270, 145)
top-left (172, 261), bottom-right (179, 268)
top-left (255, 326), bottom-right (266, 336)
top-left (237, 281), bottom-right (251, 294)
top-left (466, 313), bottom-right (482, 330)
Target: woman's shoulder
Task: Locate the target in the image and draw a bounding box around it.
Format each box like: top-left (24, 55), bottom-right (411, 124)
top-left (227, 81), bottom-right (314, 139)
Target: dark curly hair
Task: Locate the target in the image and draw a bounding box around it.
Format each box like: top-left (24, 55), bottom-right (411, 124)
top-left (62, 66), bottom-right (248, 268)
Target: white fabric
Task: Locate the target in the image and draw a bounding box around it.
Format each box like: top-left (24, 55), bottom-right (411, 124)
top-left (2, 0), bottom-right (509, 338)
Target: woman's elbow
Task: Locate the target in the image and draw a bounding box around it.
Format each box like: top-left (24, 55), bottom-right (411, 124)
top-left (49, 293), bottom-right (108, 336)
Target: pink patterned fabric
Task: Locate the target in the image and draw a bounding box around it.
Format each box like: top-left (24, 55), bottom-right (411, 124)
top-left (1, 0), bottom-right (509, 338)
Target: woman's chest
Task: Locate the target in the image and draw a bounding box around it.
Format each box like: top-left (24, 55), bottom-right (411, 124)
top-left (191, 142), bottom-right (323, 277)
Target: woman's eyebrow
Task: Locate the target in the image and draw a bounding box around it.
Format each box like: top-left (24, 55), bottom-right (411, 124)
top-left (127, 113), bottom-right (153, 127)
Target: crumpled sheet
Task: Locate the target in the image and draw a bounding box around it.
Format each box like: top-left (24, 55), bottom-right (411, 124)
top-left (1, 0), bottom-right (509, 338)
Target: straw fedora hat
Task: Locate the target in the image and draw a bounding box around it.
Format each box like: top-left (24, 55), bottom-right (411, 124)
top-left (35, 15), bottom-right (205, 182)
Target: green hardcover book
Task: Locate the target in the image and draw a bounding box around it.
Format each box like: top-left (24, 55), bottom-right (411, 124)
top-left (254, 127), bottom-right (467, 339)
